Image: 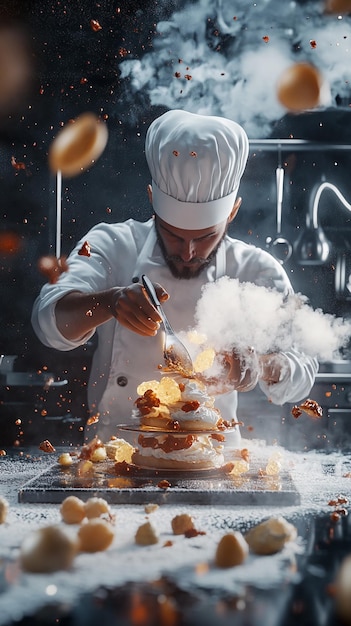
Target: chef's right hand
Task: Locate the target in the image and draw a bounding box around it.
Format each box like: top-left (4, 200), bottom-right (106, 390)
top-left (112, 282), bottom-right (169, 336)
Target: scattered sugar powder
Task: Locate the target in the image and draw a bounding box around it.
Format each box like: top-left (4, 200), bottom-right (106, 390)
top-left (0, 444), bottom-right (349, 624)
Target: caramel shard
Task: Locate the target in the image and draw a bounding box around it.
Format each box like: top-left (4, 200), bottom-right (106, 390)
top-left (39, 440), bottom-right (56, 453)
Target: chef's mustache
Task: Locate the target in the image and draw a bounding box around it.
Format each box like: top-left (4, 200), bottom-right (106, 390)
top-left (165, 255), bottom-right (207, 264)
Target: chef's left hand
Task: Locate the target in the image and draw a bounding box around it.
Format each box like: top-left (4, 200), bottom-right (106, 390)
top-left (222, 348), bottom-right (260, 392)
top-left (197, 349), bottom-right (288, 395)
top-left (258, 353), bottom-right (288, 385)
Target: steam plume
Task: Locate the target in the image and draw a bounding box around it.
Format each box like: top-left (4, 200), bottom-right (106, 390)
top-left (119, 0), bottom-right (351, 136)
top-left (188, 277), bottom-right (351, 362)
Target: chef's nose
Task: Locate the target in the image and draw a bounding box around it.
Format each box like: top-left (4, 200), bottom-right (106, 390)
top-left (179, 239), bottom-right (196, 261)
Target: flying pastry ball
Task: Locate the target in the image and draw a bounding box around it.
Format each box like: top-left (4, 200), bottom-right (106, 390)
top-left (0, 231), bottom-right (22, 256)
top-left (49, 112), bottom-right (108, 177)
top-left (324, 0), bottom-right (351, 13)
top-left (0, 25), bottom-right (33, 113)
top-left (276, 63), bottom-right (327, 113)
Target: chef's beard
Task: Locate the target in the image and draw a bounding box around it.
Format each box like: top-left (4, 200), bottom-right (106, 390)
top-left (155, 221), bottom-right (227, 279)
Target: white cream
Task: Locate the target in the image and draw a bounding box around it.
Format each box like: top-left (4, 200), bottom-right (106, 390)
top-left (168, 378), bottom-right (219, 427)
top-left (171, 406), bottom-right (220, 427)
top-left (179, 379), bottom-right (212, 404)
top-left (137, 434), bottom-right (224, 467)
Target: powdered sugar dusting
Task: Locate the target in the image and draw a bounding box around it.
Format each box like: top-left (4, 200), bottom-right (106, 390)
top-left (0, 444), bottom-right (349, 624)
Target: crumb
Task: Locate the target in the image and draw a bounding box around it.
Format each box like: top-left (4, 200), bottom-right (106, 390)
top-left (184, 528), bottom-right (206, 538)
top-left (144, 503), bottom-right (159, 514)
top-left (78, 240), bottom-right (91, 257)
top-left (39, 440), bottom-right (56, 453)
top-left (158, 479), bottom-right (171, 490)
top-left (135, 521), bottom-right (159, 546)
top-left (90, 19), bottom-right (102, 32)
top-left (171, 513), bottom-right (195, 535)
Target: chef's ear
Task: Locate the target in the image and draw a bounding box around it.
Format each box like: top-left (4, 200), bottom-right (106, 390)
top-left (227, 197), bottom-right (242, 223)
top-left (147, 184), bottom-right (153, 204)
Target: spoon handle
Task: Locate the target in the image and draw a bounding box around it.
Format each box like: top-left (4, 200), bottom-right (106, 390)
top-left (141, 274), bottom-right (173, 333)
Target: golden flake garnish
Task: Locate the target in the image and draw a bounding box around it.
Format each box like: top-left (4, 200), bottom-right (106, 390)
top-left (229, 459), bottom-right (250, 476)
top-left (136, 377), bottom-right (182, 404)
top-left (187, 330), bottom-right (207, 345)
top-left (193, 348), bottom-right (215, 373)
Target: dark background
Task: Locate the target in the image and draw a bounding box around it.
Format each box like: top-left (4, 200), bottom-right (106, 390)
top-left (1, 0), bottom-right (351, 447)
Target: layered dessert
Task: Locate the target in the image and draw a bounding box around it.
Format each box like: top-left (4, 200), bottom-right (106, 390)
top-left (133, 376), bottom-right (223, 431)
top-left (130, 375), bottom-right (228, 470)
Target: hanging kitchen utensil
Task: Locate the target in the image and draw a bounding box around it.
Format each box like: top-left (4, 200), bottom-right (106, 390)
top-left (335, 252), bottom-right (351, 301)
top-left (267, 166), bottom-right (293, 264)
top-left (141, 274), bottom-right (194, 375)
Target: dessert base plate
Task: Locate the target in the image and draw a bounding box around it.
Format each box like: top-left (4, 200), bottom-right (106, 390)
top-left (118, 424), bottom-right (240, 435)
top-left (18, 457), bottom-right (300, 506)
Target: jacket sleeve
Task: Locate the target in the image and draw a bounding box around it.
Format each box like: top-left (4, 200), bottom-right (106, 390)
top-left (258, 349), bottom-right (319, 405)
top-left (31, 292), bottom-right (96, 351)
top-left (31, 221), bottom-right (139, 351)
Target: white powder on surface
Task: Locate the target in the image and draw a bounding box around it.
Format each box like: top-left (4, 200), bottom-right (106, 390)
top-left (0, 445), bottom-right (349, 624)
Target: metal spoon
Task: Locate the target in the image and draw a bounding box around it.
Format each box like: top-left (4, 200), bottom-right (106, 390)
top-left (141, 274), bottom-right (194, 375)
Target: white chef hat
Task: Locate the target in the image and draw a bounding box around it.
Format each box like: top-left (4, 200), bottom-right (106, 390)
top-left (145, 109), bottom-right (249, 229)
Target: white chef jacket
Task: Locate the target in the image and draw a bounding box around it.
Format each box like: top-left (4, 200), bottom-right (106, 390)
top-left (32, 218), bottom-right (318, 441)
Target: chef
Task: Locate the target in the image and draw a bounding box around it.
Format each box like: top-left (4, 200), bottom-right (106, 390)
top-left (31, 109), bottom-right (318, 442)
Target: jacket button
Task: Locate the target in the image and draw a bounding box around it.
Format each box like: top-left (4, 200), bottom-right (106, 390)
top-left (116, 375), bottom-right (128, 387)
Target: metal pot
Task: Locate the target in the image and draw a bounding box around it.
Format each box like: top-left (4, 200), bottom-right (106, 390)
top-left (335, 252), bottom-right (351, 300)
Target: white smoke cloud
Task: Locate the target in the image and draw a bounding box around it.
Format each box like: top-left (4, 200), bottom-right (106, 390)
top-left (119, 0), bottom-right (351, 137)
top-left (187, 276), bottom-right (351, 362)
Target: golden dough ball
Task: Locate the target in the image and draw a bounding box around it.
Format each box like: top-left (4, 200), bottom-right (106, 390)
top-left (0, 496), bottom-right (8, 523)
top-left (20, 525), bottom-right (78, 573)
top-left (171, 514), bottom-right (195, 535)
top-left (215, 531), bottom-right (249, 568)
top-left (334, 554), bottom-right (351, 622)
top-left (78, 518), bottom-right (114, 553)
top-left (60, 496), bottom-right (86, 524)
top-left (58, 452), bottom-right (74, 467)
top-left (0, 232), bottom-right (22, 256)
top-left (0, 26), bottom-right (33, 112)
top-left (245, 516), bottom-right (297, 555)
top-left (135, 521), bottom-right (159, 546)
top-left (324, 0), bottom-right (351, 13)
top-left (90, 446), bottom-right (107, 462)
top-left (48, 112), bottom-right (108, 178)
top-left (84, 497), bottom-right (110, 519)
top-left (76, 459), bottom-right (94, 476)
top-left (277, 63), bottom-right (323, 112)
